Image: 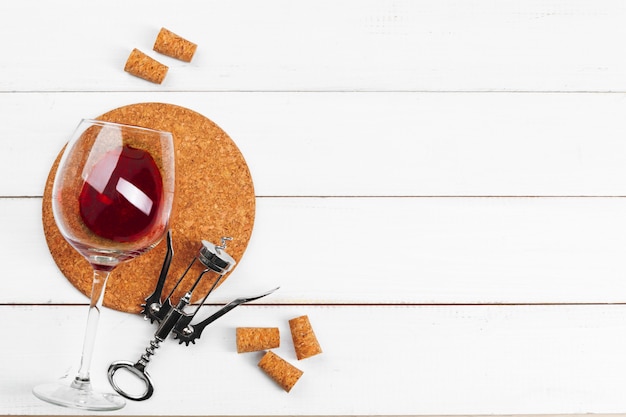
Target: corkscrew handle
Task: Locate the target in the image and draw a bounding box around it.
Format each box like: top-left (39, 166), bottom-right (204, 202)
top-left (108, 295), bottom-right (187, 400)
top-left (107, 360), bottom-right (154, 401)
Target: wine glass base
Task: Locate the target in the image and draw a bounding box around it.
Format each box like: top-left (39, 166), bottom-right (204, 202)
top-left (33, 379), bottom-right (126, 411)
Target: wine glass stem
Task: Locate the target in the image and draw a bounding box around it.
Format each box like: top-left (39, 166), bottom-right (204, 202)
top-left (74, 267), bottom-right (111, 385)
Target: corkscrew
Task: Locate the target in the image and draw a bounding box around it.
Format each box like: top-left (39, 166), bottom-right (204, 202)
top-left (107, 231), bottom-right (279, 401)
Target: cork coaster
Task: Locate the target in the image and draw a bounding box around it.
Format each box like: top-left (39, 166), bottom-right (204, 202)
top-left (42, 103), bottom-right (255, 313)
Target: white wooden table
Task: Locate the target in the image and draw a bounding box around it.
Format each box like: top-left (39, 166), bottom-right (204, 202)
top-left (3, 1), bottom-right (626, 415)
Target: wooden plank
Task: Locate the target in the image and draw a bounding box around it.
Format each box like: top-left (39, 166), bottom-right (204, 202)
top-left (6, 304), bottom-right (626, 415)
top-left (1, 0), bottom-right (626, 92)
top-left (5, 92), bottom-right (626, 197)
top-left (5, 197), bottom-right (626, 305)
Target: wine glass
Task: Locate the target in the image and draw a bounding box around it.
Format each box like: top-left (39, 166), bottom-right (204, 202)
top-left (33, 119), bottom-right (175, 410)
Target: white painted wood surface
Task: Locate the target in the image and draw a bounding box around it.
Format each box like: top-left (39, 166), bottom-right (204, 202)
top-left (2, 0), bottom-right (626, 415)
top-left (8, 92), bottom-right (626, 198)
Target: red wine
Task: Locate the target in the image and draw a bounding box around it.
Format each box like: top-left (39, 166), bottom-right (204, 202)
top-left (79, 145), bottom-right (163, 243)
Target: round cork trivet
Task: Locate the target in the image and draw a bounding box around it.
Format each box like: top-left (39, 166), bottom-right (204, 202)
top-left (42, 103), bottom-right (255, 313)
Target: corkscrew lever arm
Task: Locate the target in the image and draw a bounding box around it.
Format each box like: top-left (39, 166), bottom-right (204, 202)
top-left (173, 286), bottom-right (280, 345)
top-left (141, 229), bottom-right (174, 322)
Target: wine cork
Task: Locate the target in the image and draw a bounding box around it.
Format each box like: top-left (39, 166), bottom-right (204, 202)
top-left (258, 351), bottom-right (303, 393)
top-left (236, 327), bottom-right (280, 353)
top-left (124, 48), bottom-right (168, 84)
top-left (289, 315), bottom-right (322, 360)
top-left (153, 27), bottom-right (197, 62)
